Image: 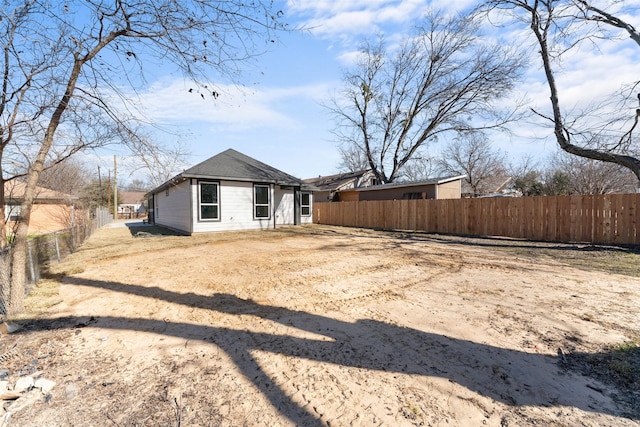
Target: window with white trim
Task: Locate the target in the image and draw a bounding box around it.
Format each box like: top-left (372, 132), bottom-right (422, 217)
top-left (301, 192), bottom-right (311, 216)
top-left (254, 184), bottom-right (270, 219)
top-left (199, 181), bottom-right (220, 220)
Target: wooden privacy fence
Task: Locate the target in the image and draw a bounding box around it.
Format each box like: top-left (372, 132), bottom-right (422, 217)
top-left (313, 193), bottom-right (640, 245)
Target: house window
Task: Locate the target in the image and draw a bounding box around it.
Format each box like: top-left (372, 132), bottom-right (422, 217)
top-left (301, 192), bottom-right (311, 216)
top-left (6, 204), bottom-right (20, 222)
top-left (254, 184), bottom-right (270, 219)
top-left (199, 181), bottom-right (220, 220)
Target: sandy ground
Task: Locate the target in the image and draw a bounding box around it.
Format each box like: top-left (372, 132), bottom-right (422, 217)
top-left (1, 222), bottom-right (639, 426)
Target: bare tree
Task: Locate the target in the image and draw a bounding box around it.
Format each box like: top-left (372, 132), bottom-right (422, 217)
top-left (0, 0), bottom-right (286, 315)
top-left (124, 179), bottom-right (151, 192)
top-left (337, 144), bottom-right (370, 174)
top-left (510, 156), bottom-right (545, 196)
top-left (400, 157), bottom-right (437, 182)
top-left (550, 151), bottom-right (639, 194)
top-left (480, 0), bottom-right (640, 182)
top-left (510, 150), bottom-right (638, 195)
top-left (438, 133), bottom-right (508, 196)
top-left (124, 130), bottom-right (191, 187)
top-left (573, 0), bottom-right (640, 46)
top-left (37, 158), bottom-right (92, 197)
top-left (329, 11), bottom-right (524, 184)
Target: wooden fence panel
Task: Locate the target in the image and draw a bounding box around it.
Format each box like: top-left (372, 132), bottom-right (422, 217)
top-left (545, 196), bottom-right (557, 242)
top-left (593, 196), bottom-right (603, 243)
top-left (632, 193), bottom-right (639, 245)
top-left (631, 193), bottom-right (640, 245)
top-left (562, 196), bottom-right (575, 243)
top-left (313, 193), bottom-right (640, 245)
top-left (612, 194), bottom-right (624, 245)
top-left (620, 194), bottom-right (630, 244)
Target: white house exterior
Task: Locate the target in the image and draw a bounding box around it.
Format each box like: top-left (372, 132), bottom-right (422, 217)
top-left (146, 149), bottom-right (315, 234)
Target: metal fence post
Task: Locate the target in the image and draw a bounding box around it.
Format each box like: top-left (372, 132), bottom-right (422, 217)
top-left (54, 231), bottom-right (61, 263)
top-left (0, 247), bottom-right (10, 316)
top-left (26, 239), bottom-right (37, 283)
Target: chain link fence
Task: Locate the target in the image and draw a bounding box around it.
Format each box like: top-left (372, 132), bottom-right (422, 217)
top-left (1, 207), bottom-right (112, 316)
top-left (1, 246), bottom-right (10, 317)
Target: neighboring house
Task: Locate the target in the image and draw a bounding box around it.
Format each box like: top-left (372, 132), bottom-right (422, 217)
top-left (337, 175), bottom-right (467, 201)
top-left (118, 191), bottom-right (147, 218)
top-left (461, 175), bottom-right (514, 198)
top-left (3, 180), bottom-right (79, 235)
top-left (303, 170), bottom-right (377, 202)
top-left (145, 149), bottom-right (316, 234)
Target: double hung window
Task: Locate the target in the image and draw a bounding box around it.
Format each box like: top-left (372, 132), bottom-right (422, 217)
top-left (199, 182), bottom-right (219, 220)
top-left (301, 192), bottom-right (311, 216)
top-left (254, 184), bottom-right (270, 219)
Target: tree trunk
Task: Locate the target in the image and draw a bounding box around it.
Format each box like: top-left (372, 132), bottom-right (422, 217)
top-left (0, 174), bottom-right (5, 250)
top-left (531, 4), bottom-right (640, 183)
top-left (7, 165), bottom-right (41, 316)
top-left (1, 174), bottom-right (10, 316)
top-left (6, 54), bottom-right (87, 316)
top-left (7, 223), bottom-right (27, 316)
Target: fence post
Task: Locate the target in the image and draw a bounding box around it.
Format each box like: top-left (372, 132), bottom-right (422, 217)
top-left (26, 240), bottom-right (37, 283)
top-left (0, 247), bottom-right (10, 316)
top-left (54, 231), bottom-right (61, 263)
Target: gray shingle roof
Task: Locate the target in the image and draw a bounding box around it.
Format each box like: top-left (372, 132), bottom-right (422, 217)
top-left (184, 149), bottom-right (302, 184)
top-left (148, 149), bottom-right (315, 196)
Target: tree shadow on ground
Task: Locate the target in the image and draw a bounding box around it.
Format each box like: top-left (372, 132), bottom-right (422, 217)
top-left (311, 226), bottom-right (640, 278)
top-left (15, 276), bottom-right (638, 424)
top-left (374, 228), bottom-right (640, 254)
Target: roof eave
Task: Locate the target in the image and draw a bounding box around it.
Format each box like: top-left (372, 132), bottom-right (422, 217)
top-left (145, 174), bottom-right (316, 197)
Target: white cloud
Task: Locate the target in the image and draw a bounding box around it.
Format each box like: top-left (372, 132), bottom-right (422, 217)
top-left (287, 0), bottom-right (435, 39)
top-left (134, 78), bottom-right (333, 133)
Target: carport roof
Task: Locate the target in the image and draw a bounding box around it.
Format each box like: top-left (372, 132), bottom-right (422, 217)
top-left (353, 174), bottom-right (467, 192)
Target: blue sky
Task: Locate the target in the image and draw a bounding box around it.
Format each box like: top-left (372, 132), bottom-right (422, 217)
top-left (101, 0), bottom-right (640, 186)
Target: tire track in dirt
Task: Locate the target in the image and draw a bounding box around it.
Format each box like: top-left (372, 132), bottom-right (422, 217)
top-left (7, 225), bottom-right (639, 426)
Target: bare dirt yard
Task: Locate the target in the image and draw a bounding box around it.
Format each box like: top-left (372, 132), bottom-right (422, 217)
top-left (1, 223), bottom-right (639, 426)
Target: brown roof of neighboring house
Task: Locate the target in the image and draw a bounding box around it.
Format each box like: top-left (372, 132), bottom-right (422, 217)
top-left (461, 175), bottom-right (512, 196)
top-left (352, 175), bottom-right (467, 192)
top-left (303, 170), bottom-right (373, 191)
top-left (4, 180), bottom-right (77, 202)
top-left (119, 191), bottom-right (146, 205)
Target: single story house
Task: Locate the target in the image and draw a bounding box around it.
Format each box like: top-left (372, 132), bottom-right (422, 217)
top-left (337, 175), bottom-right (467, 201)
top-left (145, 149), bottom-right (316, 234)
top-left (118, 191), bottom-right (147, 218)
top-left (4, 180), bottom-right (79, 235)
top-left (303, 170), bottom-right (377, 202)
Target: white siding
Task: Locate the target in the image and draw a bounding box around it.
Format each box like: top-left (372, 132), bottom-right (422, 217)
top-left (275, 189), bottom-right (294, 225)
top-left (154, 180), bottom-right (192, 233)
top-left (191, 180), bottom-right (274, 233)
top-left (154, 179), bottom-right (314, 233)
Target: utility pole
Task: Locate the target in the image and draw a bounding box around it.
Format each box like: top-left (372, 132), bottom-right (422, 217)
top-left (107, 169), bottom-right (111, 213)
top-left (113, 155), bottom-right (118, 220)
